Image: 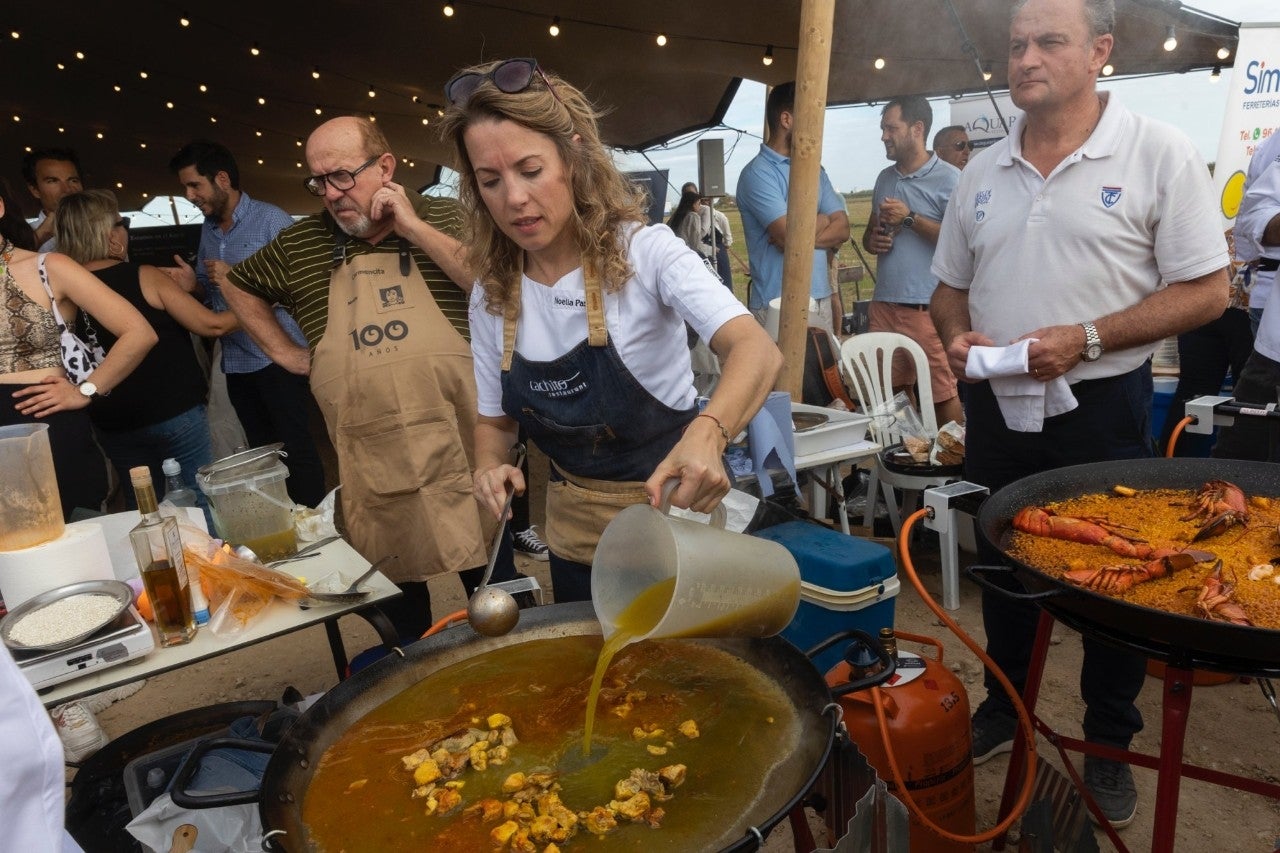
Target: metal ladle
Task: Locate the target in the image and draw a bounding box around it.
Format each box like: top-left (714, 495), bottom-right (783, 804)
top-left (467, 444), bottom-right (525, 637)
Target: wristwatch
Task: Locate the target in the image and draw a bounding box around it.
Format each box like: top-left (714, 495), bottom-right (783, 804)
top-left (77, 381), bottom-right (99, 398)
top-left (1080, 322), bottom-right (1104, 362)
top-left (901, 211), bottom-right (917, 230)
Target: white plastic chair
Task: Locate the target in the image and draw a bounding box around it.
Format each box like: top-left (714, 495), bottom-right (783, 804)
top-left (840, 333), bottom-right (965, 608)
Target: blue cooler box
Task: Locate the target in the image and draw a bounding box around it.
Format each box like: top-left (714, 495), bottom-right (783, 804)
top-left (754, 521), bottom-right (899, 675)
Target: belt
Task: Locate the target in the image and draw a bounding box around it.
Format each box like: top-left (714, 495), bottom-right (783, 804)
top-left (1259, 257), bottom-right (1279, 272)
top-left (887, 302), bottom-right (928, 311)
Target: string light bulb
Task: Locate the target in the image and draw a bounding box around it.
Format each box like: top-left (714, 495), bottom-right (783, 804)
top-left (1217, 46), bottom-right (1230, 60)
top-left (165, 101), bottom-right (174, 109)
top-left (762, 45), bottom-right (774, 66)
top-left (257, 96), bottom-right (266, 105)
top-left (1102, 63), bottom-right (1114, 76)
top-left (257, 158), bottom-right (264, 165)
top-left (115, 182), bottom-right (123, 189)
top-left (57, 62), bottom-right (66, 70)
top-left (1163, 26), bottom-right (1177, 52)
top-left (369, 85), bottom-right (378, 98)
top-left (75, 51), bottom-right (85, 60)
top-left (255, 130), bottom-right (263, 137)
top-left (656, 33), bottom-right (668, 46)
top-left (11, 115), bottom-right (19, 123)
top-left (1210, 65), bottom-right (1222, 82)
top-left (96, 132), bottom-right (104, 139)
top-left (10, 31), bottom-right (20, 40)
top-left (209, 115), bottom-right (217, 123)
top-left (443, 4), bottom-right (454, 16)
top-left (549, 16), bottom-right (560, 37)
top-left (140, 70), bottom-right (149, 79)
top-left (113, 84), bottom-right (122, 92)
top-left (982, 62), bottom-right (993, 81)
top-left (312, 66), bottom-right (320, 79)
top-left (250, 41), bottom-right (261, 56)
top-left (139, 141), bottom-right (147, 148)
top-left (199, 83), bottom-right (208, 92)
top-left (179, 16), bottom-right (190, 27)
top-left (315, 105), bottom-right (323, 115)
top-left (874, 56), bottom-right (886, 70)
top-left (422, 117), bottom-right (430, 125)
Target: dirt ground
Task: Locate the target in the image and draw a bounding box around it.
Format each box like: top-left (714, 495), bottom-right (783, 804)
top-left (86, 471), bottom-right (1280, 852)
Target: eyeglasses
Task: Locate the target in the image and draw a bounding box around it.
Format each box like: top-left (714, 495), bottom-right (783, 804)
top-left (114, 216), bottom-right (131, 229)
top-left (302, 154), bottom-right (382, 197)
top-left (950, 140), bottom-right (975, 152)
top-left (444, 58), bottom-right (561, 107)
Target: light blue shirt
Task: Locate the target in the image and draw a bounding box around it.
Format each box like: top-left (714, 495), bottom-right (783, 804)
top-left (198, 192), bottom-right (307, 373)
top-left (870, 154), bottom-right (960, 304)
top-left (737, 144), bottom-right (846, 309)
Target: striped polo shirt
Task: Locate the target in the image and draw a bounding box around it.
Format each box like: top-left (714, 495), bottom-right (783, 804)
top-left (227, 193), bottom-right (469, 347)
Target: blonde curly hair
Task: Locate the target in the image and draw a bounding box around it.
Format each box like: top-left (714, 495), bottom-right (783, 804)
top-left (438, 60), bottom-right (648, 317)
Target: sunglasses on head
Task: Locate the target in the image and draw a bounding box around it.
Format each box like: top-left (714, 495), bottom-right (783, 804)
top-left (951, 140), bottom-right (975, 152)
top-left (444, 58), bottom-right (561, 107)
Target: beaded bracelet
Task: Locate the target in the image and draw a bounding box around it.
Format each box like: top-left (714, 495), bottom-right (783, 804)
top-left (689, 412), bottom-right (731, 445)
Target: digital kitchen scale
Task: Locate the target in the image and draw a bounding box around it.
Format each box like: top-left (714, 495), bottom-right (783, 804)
top-left (15, 605), bottom-right (155, 692)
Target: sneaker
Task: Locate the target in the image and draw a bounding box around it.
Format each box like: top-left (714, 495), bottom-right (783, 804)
top-left (971, 707), bottom-right (1016, 766)
top-left (52, 700), bottom-right (110, 763)
top-left (1083, 755), bottom-right (1138, 828)
top-left (512, 526), bottom-right (550, 561)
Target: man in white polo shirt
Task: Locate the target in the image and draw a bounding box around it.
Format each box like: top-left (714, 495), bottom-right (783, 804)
top-left (930, 0), bottom-right (1228, 828)
top-left (1214, 129), bottom-right (1280, 460)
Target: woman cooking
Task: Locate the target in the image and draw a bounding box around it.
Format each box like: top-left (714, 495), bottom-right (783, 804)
top-left (440, 59), bottom-right (782, 602)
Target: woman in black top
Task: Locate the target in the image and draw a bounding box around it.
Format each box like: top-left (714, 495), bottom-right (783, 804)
top-left (56, 190), bottom-right (237, 514)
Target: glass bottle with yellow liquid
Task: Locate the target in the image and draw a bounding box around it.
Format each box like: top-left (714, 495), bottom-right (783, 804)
top-left (129, 466), bottom-right (197, 646)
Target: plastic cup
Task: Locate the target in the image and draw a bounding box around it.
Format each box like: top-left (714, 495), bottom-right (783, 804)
top-left (591, 486), bottom-right (800, 644)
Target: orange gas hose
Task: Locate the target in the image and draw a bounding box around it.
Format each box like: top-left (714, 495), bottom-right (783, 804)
top-left (1165, 415), bottom-right (1194, 458)
top-left (869, 507), bottom-right (1038, 844)
top-left (421, 609), bottom-right (469, 639)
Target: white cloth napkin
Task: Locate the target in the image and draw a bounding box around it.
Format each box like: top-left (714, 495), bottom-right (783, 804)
top-left (966, 340), bottom-right (1078, 432)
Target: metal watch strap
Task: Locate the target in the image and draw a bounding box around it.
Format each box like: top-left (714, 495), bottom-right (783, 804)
top-left (1081, 322), bottom-right (1102, 361)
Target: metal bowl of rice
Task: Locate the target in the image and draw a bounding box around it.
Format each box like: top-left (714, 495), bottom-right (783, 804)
top-left (1, 580), bottom-right (133, 652)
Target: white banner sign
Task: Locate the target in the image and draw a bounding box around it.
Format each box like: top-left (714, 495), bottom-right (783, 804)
top-left (949, 93), bottom-right (1025, 151)
top-left (1212, 22), bottom-right (1280, 230)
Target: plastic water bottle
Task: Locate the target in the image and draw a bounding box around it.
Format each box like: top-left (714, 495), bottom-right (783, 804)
top-left (158, 458), bottom-right (210, 625)
top-left (160, 458), bottom-right (198, 507)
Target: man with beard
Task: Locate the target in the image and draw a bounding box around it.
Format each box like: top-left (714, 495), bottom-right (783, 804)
top-left (167, 140), bottom-right (325, 507)
top-left (737, 82), bottom-right (850, 334)
top-left (864, 95), bottom-right (963, 427)
top-left (220, 116), bottom-right (516, 641)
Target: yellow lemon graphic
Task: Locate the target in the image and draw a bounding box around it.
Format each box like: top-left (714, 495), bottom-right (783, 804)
top-left (1221, 170), bottom-right (1246, 219)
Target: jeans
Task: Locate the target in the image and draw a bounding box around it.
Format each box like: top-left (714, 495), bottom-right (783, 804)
top-left (1212, 348), bottom-right (1280, 462)
top-left (1156, 307), bottom-right (1253, 457)
top-left (965, 366), bottom-right (1152, 748)
top-left (226, 364), bottom-right (326, 508)
top-left (96, 405), bottom-right (214, 528)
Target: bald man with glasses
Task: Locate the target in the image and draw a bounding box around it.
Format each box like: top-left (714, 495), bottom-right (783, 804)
top-left (219, 115), bottom-right (518, 642)
top-left (933, 126), bottom-right (973, 170)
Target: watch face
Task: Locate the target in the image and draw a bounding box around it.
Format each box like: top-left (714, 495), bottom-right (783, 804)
top-left (78, 382), bottom-right (97, 397)
top-left (901, 215), bottom-right (915, 229)
top-left (1084, 344), bottom-right (1103, 362)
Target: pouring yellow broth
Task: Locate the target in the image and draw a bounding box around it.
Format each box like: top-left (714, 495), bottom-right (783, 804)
top-left (302, 635), bottom-right (801, 852)
top-left (584, 576), bottom-right (676, 755)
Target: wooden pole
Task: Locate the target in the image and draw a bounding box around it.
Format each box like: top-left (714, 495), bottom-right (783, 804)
top-left (777, 0), bottom-right (836, 401)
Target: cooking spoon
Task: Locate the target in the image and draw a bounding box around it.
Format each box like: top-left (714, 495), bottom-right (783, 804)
top-left (304, 555), bottom-right (395, 604)
top-left (467, 444), bottom-right (525, 637)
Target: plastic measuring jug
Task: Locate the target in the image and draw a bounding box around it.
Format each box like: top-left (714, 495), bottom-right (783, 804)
top-left (196, 444), bottom-right (297, 561)
top-left (591, 483), bottom-right (800, 644)
top-left (0, 424), bottom-right (65, 551)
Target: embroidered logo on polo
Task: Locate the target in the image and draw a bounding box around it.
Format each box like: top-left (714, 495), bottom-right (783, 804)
top-left (1100, 186), bottom-right (1122, 208)
top-left (974, 189), bottom-right (992, 222)
top-left (529, 372), bottom-right (588, 398)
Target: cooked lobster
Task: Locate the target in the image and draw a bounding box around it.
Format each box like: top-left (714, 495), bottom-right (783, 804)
top-left (1063, 550), bottom-right (1209, 594)
top-left (1186, 560), bottom-right (1253, 626)
top-left (1182, 480), bottom-right (1250, 542)
top-left (1012, 507), bottom-right (1161, 559)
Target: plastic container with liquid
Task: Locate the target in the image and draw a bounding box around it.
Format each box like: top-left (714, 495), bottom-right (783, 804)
top-left (0, 423), bottom-right (65, 551)
top-left (196, 444), bottom-right (297, 561)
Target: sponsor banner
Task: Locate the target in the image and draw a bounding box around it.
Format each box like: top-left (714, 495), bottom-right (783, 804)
top-left (949, 93), bottom-right (1025, 152)
top-left (1212, 23), bottom-right (1280, 231)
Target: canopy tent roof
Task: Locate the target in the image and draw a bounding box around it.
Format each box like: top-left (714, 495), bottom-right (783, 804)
top-left (2, 0), bottom-right (1238, 215)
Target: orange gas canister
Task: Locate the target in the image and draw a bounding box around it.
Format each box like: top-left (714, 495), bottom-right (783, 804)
top-left (827, 628), bottom-right (976, 852)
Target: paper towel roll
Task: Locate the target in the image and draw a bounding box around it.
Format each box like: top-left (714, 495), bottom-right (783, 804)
top-left (0, 522), bottom-right (115, 608)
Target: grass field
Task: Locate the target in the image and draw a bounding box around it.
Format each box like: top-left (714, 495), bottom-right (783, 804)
top-left (712, 192), bottom-right (878, 314)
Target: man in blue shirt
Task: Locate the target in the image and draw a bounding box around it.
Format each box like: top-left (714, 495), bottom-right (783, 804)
top-left (737, 82), bottom-right (850, 335)
top-left (166, 141), bottom-right (325, 507)
top-left (864, 95), bottom-right (963, 427)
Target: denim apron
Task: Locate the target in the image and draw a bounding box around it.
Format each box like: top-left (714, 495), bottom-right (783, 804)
top-left (499, 265), bottom-right (696, 565)
top-left (310, 236), bottom-right (492, 583)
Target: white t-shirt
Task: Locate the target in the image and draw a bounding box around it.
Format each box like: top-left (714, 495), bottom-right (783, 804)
top-left (1237, 129), bottom-right (1280, 359)
top-left (471, 224), bottom-right (749, 417)
top-left (932, 93), bottom-right (1228, 381)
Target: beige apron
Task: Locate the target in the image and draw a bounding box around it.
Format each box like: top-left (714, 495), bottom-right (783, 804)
top-left (311, 239), bottom-right (491, 583)
top-left (502, 270), bottom-right (649, 566)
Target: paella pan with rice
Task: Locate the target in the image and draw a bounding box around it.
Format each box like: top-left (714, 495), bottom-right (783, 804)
top-left (1006, 479), bottom-right (1280, 630)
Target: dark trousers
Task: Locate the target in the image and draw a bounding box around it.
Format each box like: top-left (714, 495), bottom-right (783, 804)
top-left (1212, 348), bottom-right (1280, 462)
top-left (1157, 307), bottom-right (1254, 457)
top-left (381, 531), bottom-right (518, 643)
top-left (548, 553), bottom-right (593, 603)
top-left (225, 364), bottom-right (326, 507)
top-left (965, 366), bottom-right (1153, 748)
